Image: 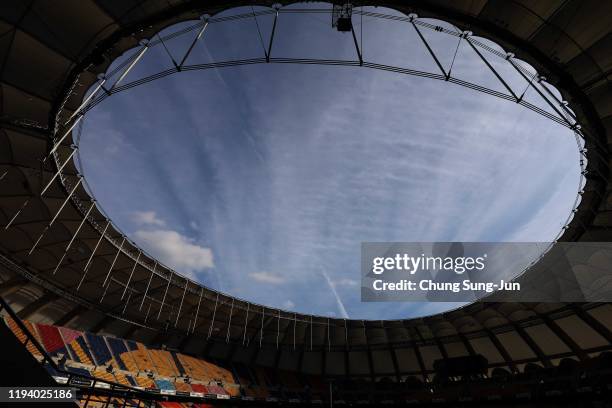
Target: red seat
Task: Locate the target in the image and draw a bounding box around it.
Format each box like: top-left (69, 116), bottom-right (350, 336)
top-left (36, 324), bottom-right (65, 354)
top-left (190, 383), bottom-right (208, 393)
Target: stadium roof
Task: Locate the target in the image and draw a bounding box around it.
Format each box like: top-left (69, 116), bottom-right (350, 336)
top-left (0, 0), bottom-right (611, 378)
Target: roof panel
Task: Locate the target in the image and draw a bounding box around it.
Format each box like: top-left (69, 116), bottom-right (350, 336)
top-left (555, 315), bottom-right (607, 349)
top-left (22, 0), bottom-right (117, 60)
top-left (524, 323), bottom-right (570, 355)
top-left (4, 30), bottom-right (73, 101)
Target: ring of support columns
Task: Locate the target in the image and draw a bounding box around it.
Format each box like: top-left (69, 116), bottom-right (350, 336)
top-left (7, 5), bottom-right (608, 350)
top-left (52, 7), bottom-right (600, 327)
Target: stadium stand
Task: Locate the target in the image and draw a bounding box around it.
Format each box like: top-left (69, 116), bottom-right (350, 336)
top-left (65, 366), bottom-right (91, 378)
top-left (154, 378), bottom-right (175, 390)
top-left (35, 323), bottom-right (67, 356)
top-left (173, 379), bottom-right (191, 393)
top-left (85, 332), bottom-right (113, 366)
top-left (1, 1), bottom-right (612, 407)
top-left (170, 351), bottom-right (187, 376)
top-left (4, 316), bottom-right (41, 357)
top-left (189, 383), bottom-right (208, 394)
top-left (3, 310), bottom-right (612, 406)
top-left (3, 315), bottom-right (242, 397)
top-left (134, 375), bottom-right (157, 389)
top-left (106, 336), bottom-right (129, 370)
top-left (90, 368), bottom-right (116, 384)
top-left (149, 349), bottom-right (179, 377)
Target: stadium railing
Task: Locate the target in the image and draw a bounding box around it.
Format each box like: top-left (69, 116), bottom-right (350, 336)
top-left (0, 296), bottom-right (241, 407)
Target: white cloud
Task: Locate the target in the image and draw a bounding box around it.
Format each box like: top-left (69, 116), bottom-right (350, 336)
top-left (81, 12), bottom-right (580, 319)
top-left (133, 229), bottom-right (214, 278)
top-left (132, 211), bottom-right (165, 227)
top-left (282, 300), bottom-right (295, 309)
top-left (248, 271), bottom-right (286, 285)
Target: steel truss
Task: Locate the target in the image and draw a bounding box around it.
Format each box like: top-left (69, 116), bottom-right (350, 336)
top-left (9, 5), bottom-right (607, 350)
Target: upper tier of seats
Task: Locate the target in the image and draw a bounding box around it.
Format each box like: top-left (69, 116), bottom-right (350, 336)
top-left (4, 314), bottom-right (611, 406)
top-left (2, 315), bottom-right (238, 396)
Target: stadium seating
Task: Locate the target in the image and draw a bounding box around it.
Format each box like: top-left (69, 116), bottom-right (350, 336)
top-left (84, 333), bottom-right (112, 365)
top-left (8, 314), bottom-right (612, 406)
top-left (125, 342), bottom-right (154, 372)
top-left (134, 375), bottom-right (157, 389)
top-left (3, 314), bottom-right (243, 399)
top-left (176, 355), bottom-right (235, 385)
top-left (35, 323), bottom-right (67, 356)
top-left (90, 368), bottom-right (115, 384)
top-left (120, 344), bottom-right (141, 373)
top-left (148, 349), bottom-right (179, 377)
top-left (154, 378), bottom-right (175, 390)
top-left (112, 372), bottom-right (132, 387)
top-left (205, 384), bottom-right (228, 396)
top-left (158, 403), bottom-right (186, 408)
top-left (173, 380), bottom-right (191, 393)
top-left (66, 366), bottom-right (91, 377)
top-left (72, 336), bottom-right (95, 365)
top-left (170, 351), bottom-right (187, 376)
top-left (105, 336), bottom-right (129, 370)
top-left (4, 316), bottom-right (42, 356)
top-left (189, 383), bottom-right (208, 394)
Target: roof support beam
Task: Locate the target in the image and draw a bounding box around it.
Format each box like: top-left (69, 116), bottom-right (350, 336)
top-left (411, 20), bottom-right (447, 78)
top-left (0, 276), bottom-right (27, 297)
top-left (382, 323), bottom-right (402, 381)
top-left (266, 10), bottom-right (278, 63)
top-left (157, 271), bottom-right (173, 320)
top-left (412, 342), bottom-right (427, 381)
top-left (77, 220), bottom-right (110, 291)
top-left (29, 177), bottom-right (82, 254)
top-left (388, 347), bottom-right (401, 382)
top-left (53, 200), bottom-right (95, 275)
top-left (363, 322), bottom-right (375, 381)
top-left (538, 314), bottom-right (588, 361)
top-left (572, 306), bottom-right (612, 344)
top-left (514, 324), bottom-right (552, 368)
top-left (459, 333), bottom-right (476, 356)
top-left (4, 197), bottom-right (32, 230)
top-left (350, 21), bottom-right (363, 65)
top-left (466, 37), bottom-right (518, 100)
top-left (88, 314), bottom-right (113, 334)
top-left (122, 251), bottom-right (142, 300)
top-left (179, 20), bottom-right (208, 68)
top-left (16, 292), bottom-right (57, 319)
top-left (485, 329), bottom-right (517, 373)
top-left (411, 326), bottom-right (428, 381)
top-left (139, 262), bottom-right (157, 311)
top-left (45, 122), bottom-right (81, 163)
top-left (102, 236), bottom-right (126, 287)
top-left (54, 304), bottom-right (85, 326)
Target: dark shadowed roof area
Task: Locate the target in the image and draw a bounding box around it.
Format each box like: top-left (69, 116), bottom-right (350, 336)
top-left (0, 0), bottom-right (611, 378)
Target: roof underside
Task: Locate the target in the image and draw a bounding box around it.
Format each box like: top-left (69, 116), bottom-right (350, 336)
top-left (0, 0), bottom-right (611, 378)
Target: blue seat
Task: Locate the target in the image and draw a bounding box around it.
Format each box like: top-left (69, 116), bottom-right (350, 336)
top-left (85, 333), bottom-right (112, 365)
top-left (66, 366), bottom-right (91, 377)
top-left (106, 337), bottom-right (129, 370)
top-left (154, 379), bottom-right (175, 390)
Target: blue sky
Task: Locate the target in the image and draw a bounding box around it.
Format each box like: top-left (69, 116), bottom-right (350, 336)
top-left (78, 5), bottom-right (582, 319)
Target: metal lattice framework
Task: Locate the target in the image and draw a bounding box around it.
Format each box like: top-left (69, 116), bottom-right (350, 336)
top-left (0, 1), bottom-right (611, 380)
top-left (46, 5), bottom-right (594, 330)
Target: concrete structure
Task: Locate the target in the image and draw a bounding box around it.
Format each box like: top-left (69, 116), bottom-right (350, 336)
top-left (0, 1), bottom-right (611, 379)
